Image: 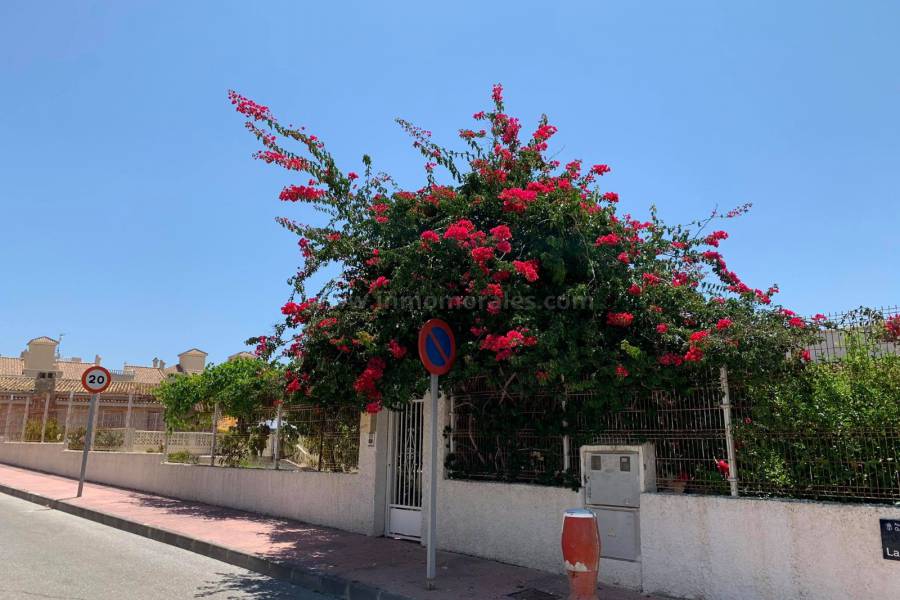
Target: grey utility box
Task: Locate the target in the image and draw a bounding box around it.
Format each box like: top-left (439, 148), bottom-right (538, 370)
top-left (581, 444), bottom-right (655, 563)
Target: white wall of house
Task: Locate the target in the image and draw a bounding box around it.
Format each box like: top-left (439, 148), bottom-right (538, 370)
top-left (0, 412), bottom-right (387, 536)
top-left (640, 493), bottom-right (900, 600)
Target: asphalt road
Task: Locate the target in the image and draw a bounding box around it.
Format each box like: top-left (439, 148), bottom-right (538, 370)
top-left (0, 493), bottom-right (336, 600)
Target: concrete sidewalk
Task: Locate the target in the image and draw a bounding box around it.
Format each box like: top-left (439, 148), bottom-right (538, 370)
top-left (0, 463), bottom-right (665, 600)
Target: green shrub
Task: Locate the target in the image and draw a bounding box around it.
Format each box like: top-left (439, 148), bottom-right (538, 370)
top-left (739, 333), bottom-right (900, 499)
top-left (93, 430), bottom-right (125, 451)
top-left (23, 418), bottom-right (63, 442)
top-left (167, 450), bottom-right (198, 464)
top-left (66, 427), bottom-right (86, 450)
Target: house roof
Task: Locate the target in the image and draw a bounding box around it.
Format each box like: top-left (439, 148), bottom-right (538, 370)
top-left (27, 336), bottom-right (58, 345)
top-left (0, 357), bottom-right (23, 376)
top-left (178, 348), bottom-right (208, 357)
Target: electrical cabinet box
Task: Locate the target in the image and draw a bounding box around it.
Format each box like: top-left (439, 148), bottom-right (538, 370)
top-left (586, 451), bottom-right (641, 508)
top-left (580, 444), bottom-right (655, 564)
top-left (591, 507), bottom-right (640, 561)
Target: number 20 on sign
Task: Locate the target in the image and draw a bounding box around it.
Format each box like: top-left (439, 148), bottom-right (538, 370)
top-left (77, 365), bottom-right (112, 497)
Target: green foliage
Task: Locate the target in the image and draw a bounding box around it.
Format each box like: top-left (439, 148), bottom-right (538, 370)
top-left (94, 430), bottom-right (125, 451)
top-left (66, 427), bottom-right (86, 450)
top-left (216, 432), bottom-right (250, 468)
top-left (23, 418), bottom-right (63, 442)
top-left (154, 357), bottom-right (283, 430)
top-left (166, 450), bottom-right (198, 464)
top-left (738, 333), bottom-right (900, 499)
top-left (230, 86), bottom-right (814, 416)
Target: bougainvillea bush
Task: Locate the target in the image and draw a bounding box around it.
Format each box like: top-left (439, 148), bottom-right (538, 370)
top-left (230, 85), bottom-right (816, 415)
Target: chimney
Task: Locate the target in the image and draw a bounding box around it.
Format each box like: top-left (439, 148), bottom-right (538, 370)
top-left (22, 336), bottom-right (60, 378)
top-left (152, 358), bottom-right (159, 368)
top-left (158, 359), bottom-right (166, 370)
top-left (177, 349), bottom-right (208, 374)
top-left (94, 354), bottom-right (102, 365)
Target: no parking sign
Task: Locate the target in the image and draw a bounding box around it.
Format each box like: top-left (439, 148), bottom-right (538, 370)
top-left (417, 318), bottom-right (456, 589)
top-left (418, 319), bottom-right (456, 375)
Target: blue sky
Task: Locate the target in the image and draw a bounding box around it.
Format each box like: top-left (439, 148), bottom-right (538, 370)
top-left (1, 1), bottom-right (897, 368)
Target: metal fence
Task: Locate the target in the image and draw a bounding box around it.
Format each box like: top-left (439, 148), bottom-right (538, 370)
top-left (150, 404), bottom-right (360, 473)
top-left (0, 393), bottom-right (360, 474)
top-left (447, 307), bottom-right (900, 504)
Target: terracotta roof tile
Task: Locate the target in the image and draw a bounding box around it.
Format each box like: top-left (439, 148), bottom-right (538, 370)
top-left (57, 360), bottom-right (91, 380)
top-left (0, 357), bottom-right (24, 376)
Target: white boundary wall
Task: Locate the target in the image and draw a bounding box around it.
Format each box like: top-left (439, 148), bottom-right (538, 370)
top-left (422, 391), bottom-right (641, 589)
top-left (641, 493), bottom-right (900, 600)
top-left (0, 411), bottom-right (387, 536)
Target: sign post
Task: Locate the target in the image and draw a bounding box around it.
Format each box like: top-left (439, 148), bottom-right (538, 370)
top-left (77, 365), bottom-right (112, 497)
top-left (417, 319), bottom-right (456, 590)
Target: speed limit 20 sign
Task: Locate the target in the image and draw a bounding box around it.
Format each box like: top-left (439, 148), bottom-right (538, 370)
top-left (81, 365), bottom-right (112, 394)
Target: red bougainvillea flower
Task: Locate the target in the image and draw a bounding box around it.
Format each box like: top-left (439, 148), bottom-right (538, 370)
top-left (885, 315), bottom-right (900, 340)
top-left (388, 339), bottom-right (407, 359)
top-left (705, 230), bottom-right (729, 247)
top-left (788, 317), bottom-right (805, 328)
top-left (689, 330), bottom-right (710, 343)
top-left (498, 188), bottom-right (537, 213)
top-left (490, 224), bottom-right (512, 241)
top-left (659, 352), bottom-right (684, 366)
top-left (354, 357), bottom-right (387, 401)
top-left (800, 349), bottom-right (812, 362)
top-left (656, 323), bottom-right (669, 334)
top-left (590, 164), bottom-right (611, 176)
top-left (617, 252), bottom-right (630, 265)
top-left (628, 283), bottom-right (642, 296)
top-left (369, 276), bottom-right (390, 293)
top-left (280, 185), bottom-right (325, 202)
top-left (419, 229), bottom-right (441, 245)
top-left (615, 364), bottom-right (629, 378)
top-left (513, 259), bottom-right (540, 282)
top-left (444, 219), bottom-right (476, 242)
top-left (595, 233), bottom-right (620, 247)
top-left (642, 273), bottom-right (661, 286)
top-left (684, 346), bottom-right (705, 362)
top-left (602, 191), bottom-right (619, 203)
top-left (471, 246), bottom-right (494, 263)
top-left (365, 401), bottom-right (383, 414)
top-left (716, 318), bottom-right (733, 330)
top-left (715, 459), bottom-right (730, 478)
top-left (228, 90), bottom-right (272, 121)
top-left (607, 312), bottom-right (634, 327)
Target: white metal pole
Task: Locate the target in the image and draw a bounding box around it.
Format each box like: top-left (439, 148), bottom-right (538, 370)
top-left (40, 393), bottom-right (50, 443)
top-left (4, 394), bottom-right (13, 440)
top-left (426, 374), bottom-right (439, 588)
top-left (210, 403), bottom-right (219, 466)
top-left (77, 393), bottom-right (98, 497)
top-left (273, 403), bottom-right (283, 470)
top-left (21, 396), bottom-right (31, 441)
top-left (63, 391), bottom-right (74, 445)
top-left (719, 367), bottom-right (739, 497)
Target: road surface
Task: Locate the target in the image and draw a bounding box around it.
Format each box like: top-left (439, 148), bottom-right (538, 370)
top-left (0, 492), bottom-right (335, 599)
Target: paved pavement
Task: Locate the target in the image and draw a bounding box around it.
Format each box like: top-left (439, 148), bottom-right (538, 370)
top-left (0, 491), bottom-right (334, 600)
top-left (0, 463), bottom-right (666, 600)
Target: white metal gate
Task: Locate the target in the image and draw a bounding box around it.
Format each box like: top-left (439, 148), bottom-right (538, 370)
top-left (386, 400), bottom-right (424, 539)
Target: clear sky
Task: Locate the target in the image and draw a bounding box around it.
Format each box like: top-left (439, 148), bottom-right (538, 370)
top-left (1, 1), bottom-right (898, 369)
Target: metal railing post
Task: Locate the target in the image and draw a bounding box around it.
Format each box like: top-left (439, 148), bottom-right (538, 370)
top-left (273, 403), bottom-right (283, 470)
top-left (4, 394), bottom-right (13, 440)
top-left (719, 366), bottom-right (739, 497)
top-left (210, 403), bottom-right (219, 466)
top-left (40, 393), bottom-right (50, 442)
top-left (21, 396), bottom-right (31, 441)
top-left (62, 392), bottom-right (74, 447)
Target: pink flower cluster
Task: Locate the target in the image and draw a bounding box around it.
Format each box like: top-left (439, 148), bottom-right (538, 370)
top-left (480, 328), bottom-right (537, 361)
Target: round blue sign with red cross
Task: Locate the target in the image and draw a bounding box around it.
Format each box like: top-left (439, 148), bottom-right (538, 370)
top-left (418, 319), bottom-right (456, 376)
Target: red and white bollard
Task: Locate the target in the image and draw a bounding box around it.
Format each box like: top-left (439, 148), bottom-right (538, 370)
top-left (561, 508), bottom-right (600, 600)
